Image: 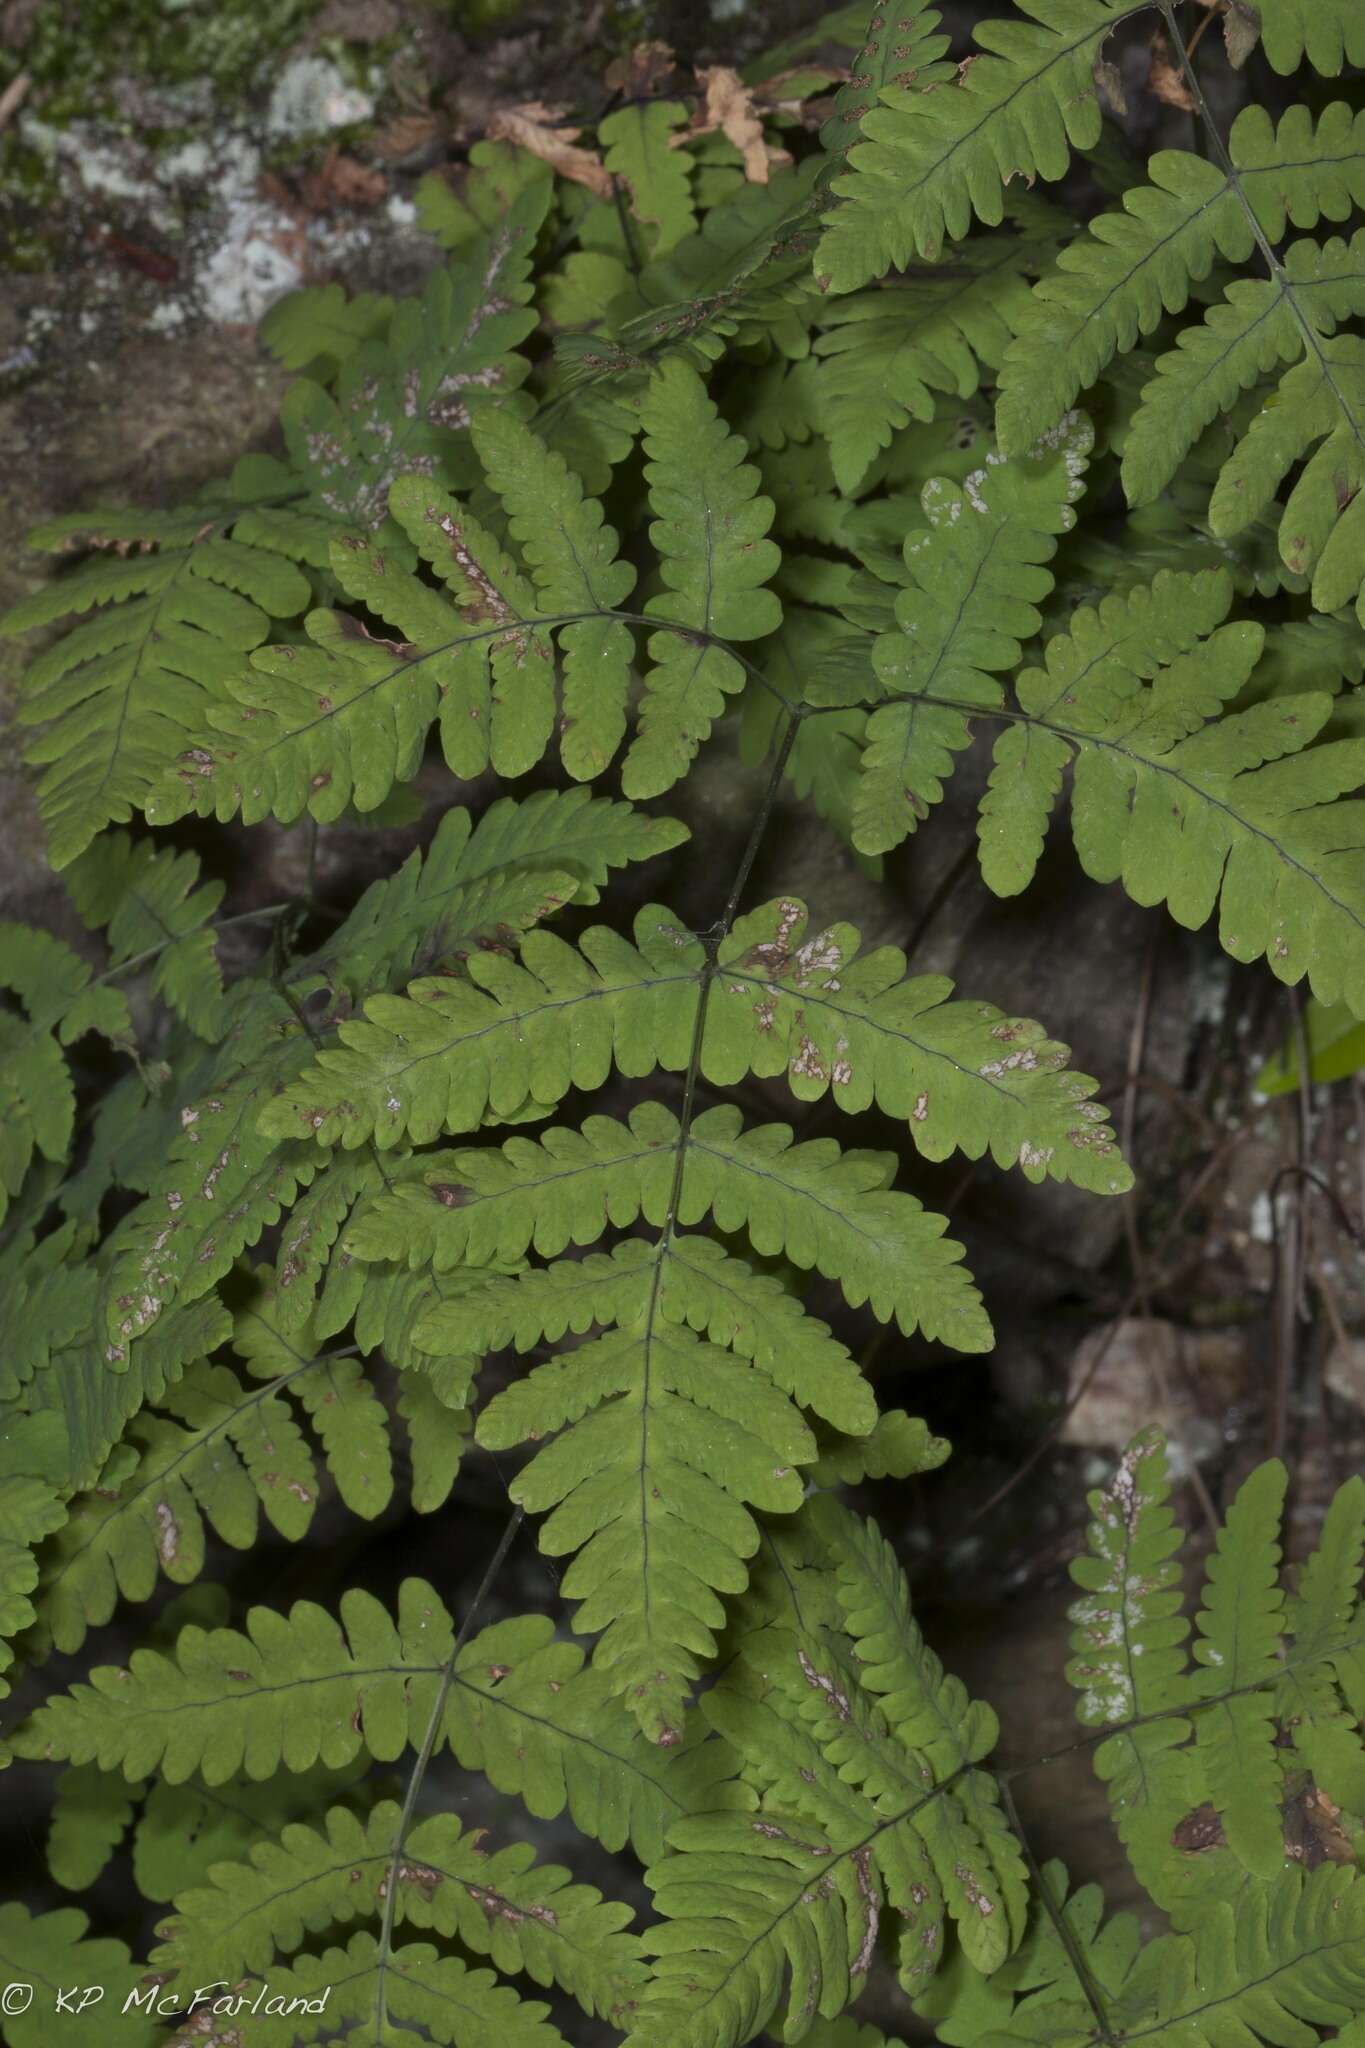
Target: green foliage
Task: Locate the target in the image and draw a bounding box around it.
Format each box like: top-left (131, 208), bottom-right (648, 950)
top-left (4, 6), bottom-right (1365, 2044)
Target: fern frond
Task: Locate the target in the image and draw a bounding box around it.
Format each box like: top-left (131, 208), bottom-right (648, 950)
top-left (13, 1577), bottom-right (458, 1782)
top-left (600, 100), bottom-right (697, 258)
top-left (1066, 1430), bottom-right (1198, 1911)
top-left (64, 832), bottom-right (225, 1040)
top-left (3, 505), bottom-right (311, 867)
top-left (1107, 1868), bottom-right (1365, 2047)
top-left (22, 1293), bottom-right (232, 1498)
top-left (1258, 0), bottom-right (1365, 75)
top-left (129, 1756), bottom-right (371, 1900)
top-left (975, 566), bottom-right (1365, 1012)
top-left (0, 924), bottom-right (122, 1222)
top-left (274, 184), bottom-right (550, 534)
top-left (263, 895), bottom-right (1129, 1191)
top-left (0, 1903), bottom-right (157, 2044)
top-left (628, 1499), bottom-right (1026, 2045)
top-left (811, 238), bottom-right (1053, 496)
top-left (415, 141), bottom-right (553, 255)
top-left (815, 0), bottom-right (1126, 292)
top-left (101, 978), bottom-right (321, 1345)
top-left (257, 280), bottom-right (394, 375)
top-left (1122, 231), bottom-right (1365, 508)
top-left (151, 1798), bottom-right (645, 2021)
top-left (183, 1930), bottom-right (566, 2046)
top-left (841, 409), bottom-right (1091, 855)
top-left (1278, 1475), bottom-right (1365, 1811)
top-left (47, 1761), bottom-right (138, 1890)
top-left (623, 359), bottom-right (782, 798)
top-left (1209, 334), bottom-right (1365, 616)
top-left (815, 0), bottom-right (953, 174)
top-left (350, 1100), bottom-right (990, 1347)
top-left (472, 408), bottom-right (638, 778)
top-left (471, 1291), bottom-right (821, 1742)
top-left (995, 102), bottom-right (1365, 454)
top-left (0, 1414), bottom-right (68, 1722)
top-left (1190, 1458), bottom-right (1288, 1879)
top-left (15, 1593), bottom-right (739, 1860)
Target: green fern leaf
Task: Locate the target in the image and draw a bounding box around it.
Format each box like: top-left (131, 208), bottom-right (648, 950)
top-left (1209, 333), bottom-right (1365, 616)
top-left (0, 1903), bottom-right (158, 2044)
top-left (473, 1296), bottom-right (818, 1742)
top-left (36, 1308), bottom-right (393, 1644)
top-left (628, 1498), bottom-right (1025, 2045)
top-left (231, 1275), bottom-right (394, 1518)
top-left (275, 185), bottom-right (549, 534)
top-left (326, 789), bottom-right (686, 998)
top-left (994, 102), bottom-right (1365, 455)
top-left (472, 408), bottom-right (637, 778)
top-left (350, 1100), bottom-right (990, 1348)
top-left (15, 1594), bottom-right (739, 1861)
top-left (0, 924), bottom-right (119, 1221)
top-left (262, 895), bottom-right (1129, 1192)
top-left (100, 978), bottom-right (322, 1346)
top-left (845, 410), bottom-right (1091, 855)
top-left (64, 832), bottom-right (225, 1040)
top-left (1109, 1868), bottom-right (1365, 2046)
top-left (257, 280), bottom-right (394, 375)
top-left (1258, 0), bottom-right (1365, 74)
top-left (1279, 1475), bottom-right (1365, 1812)
top-left (815, 1), bottom-right (954, 172)
top-left (815, 0), bottom-right (1124, 292)
top-left (13, 1577), bottom-right (458, 1782)
top-left (600, 101), bottom-right (697, 258)
top-left (976, 566), bottom-right (1365, 1010)
top-left (130, 1757), bottom-right (370, 1901)
top-left (198, 1930), bottom-right (566, 2046)
top-left (1121, 231), bottom-right (1365, 508)
top-left (0, 1413), bottom-right (68, 1723)
top-left (1191, 1458), bottom-right (1288, 1879)
top-left (3, 505), bottom-right (310, 867)
top-left (1066, 1430), bottom-right (1198, 1912)
top-left (415, 141), bottom-right (553, 254)
top-left (47, 1761), bottom-right (139, 1890)
top-left (812, 240), bottom-right (1052, 495)
top-left (22, 1293), bottom-right (232, 1498)
top-left (151, 1798), bottom-right (645, 2020)
top-left (622, 359), bottom-right (782, 799)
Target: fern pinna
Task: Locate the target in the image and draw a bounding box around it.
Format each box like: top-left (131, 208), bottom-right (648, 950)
top-left (4, 0), bottom-right (1365, 2042)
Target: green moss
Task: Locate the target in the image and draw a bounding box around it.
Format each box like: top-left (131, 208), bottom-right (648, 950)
top-left (1, 0), bottom-right (325, 120)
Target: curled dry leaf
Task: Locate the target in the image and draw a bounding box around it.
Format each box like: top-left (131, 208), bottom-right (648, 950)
top-left (371, 111), bottom-right (441, 163)
top-left (300, 147), bottom-right (388, 211)
top-left (604, 40), bottom-right (677, 97)
top-left (485, 101), bottom-right (612, 197)
top-left (670, 65), bottom-right (792, 185)
top-left (1092, 54), bottom-right (1126, 116)
top-left (1146, 28), bottom-right (1196, 111)
top-left (1222, 0), bottom-right (1261, 68)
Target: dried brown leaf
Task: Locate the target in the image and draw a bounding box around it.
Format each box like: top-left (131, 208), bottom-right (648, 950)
top-left (604, 40), bottom-right (677, 97)
top-left (1092, 54), bottom-right (1126, 117)
top-left (1147, 30), bottom-right (1196, 111)
top-left (371, 111), bottom-right (441, 162)
top-left (1223, 0), bottom-right (1262, 68)
top-left (670, 65), bottom-right (792, 186)
top-left (485, 100), bottom-right (612, 198)
top-left (300, 147), bottom-right (387, 212)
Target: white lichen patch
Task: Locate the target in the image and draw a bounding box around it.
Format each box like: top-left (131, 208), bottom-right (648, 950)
top-left (266, 56), bottom-right (373, 141)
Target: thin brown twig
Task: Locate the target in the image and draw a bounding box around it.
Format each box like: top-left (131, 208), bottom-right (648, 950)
top-left (0, 71), bottom-right (30, 134)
